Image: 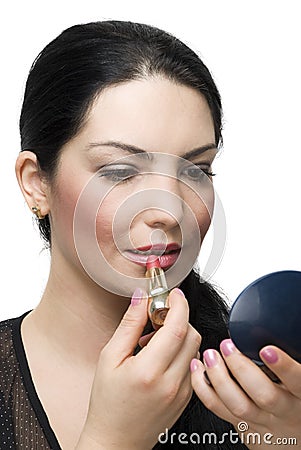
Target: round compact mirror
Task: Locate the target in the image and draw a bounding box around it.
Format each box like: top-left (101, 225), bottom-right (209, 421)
top-left (228, 270), bottom-right (301, 375)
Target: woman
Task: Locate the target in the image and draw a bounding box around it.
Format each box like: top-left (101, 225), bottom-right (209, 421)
top-left (0, 20), bottom-right (300, 450)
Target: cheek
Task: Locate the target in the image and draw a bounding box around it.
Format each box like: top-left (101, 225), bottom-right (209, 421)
top-left (48, 171), bottom-right (90, 263)
top-left (183, 185), bottom-right (214, 242)
top-left (95, 195), bottom-right (122, 254)
top-left (196, 206), bottom-right (211, 240)
top-left (96, 205), bottom-right (114, 247)
top-left (95, 185), bottom-right (141, 254)
top-left (50, 180), bottom-right (79, 245)
top-left (51, 171), bottom-right (123, 259)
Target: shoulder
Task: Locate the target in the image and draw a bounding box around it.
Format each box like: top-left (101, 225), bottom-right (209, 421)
top-left (0, 317), bottom-right (19, 375)
top-left (0, 313), bottom-right (29, 392)
top-left (0, 318), bottom-right (18, 400)
top-left (0, 317), bottom-right (15, 357)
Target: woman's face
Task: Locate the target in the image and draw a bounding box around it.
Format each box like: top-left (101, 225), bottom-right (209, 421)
top-left (48, 77), bottom-right (217, 288)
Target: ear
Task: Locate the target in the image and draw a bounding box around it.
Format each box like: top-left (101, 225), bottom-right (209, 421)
top-left (15, 151), bottom-right (50, 217)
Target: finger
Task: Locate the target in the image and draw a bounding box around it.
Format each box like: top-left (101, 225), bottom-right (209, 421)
top-left (219, 339), bottom-right (294, 416)
top-left (171, 370), bottom-right (193, 414)
top-left (138, 331), bottom-right (157, 348)
top-left (260, 345), bottom-right (301, 398)
top-left (190, 358), bottom-right (236, 424)
top-left (103, 287), bottom-right (148, 365)
top-left (165, 324), bottom-right (201, 382)
top-left (202, 348), bottom-right (263, 424)
top-left (138, 323), bottom-right (162, 347)
top-left (136, 288), bottom-right (189, 372)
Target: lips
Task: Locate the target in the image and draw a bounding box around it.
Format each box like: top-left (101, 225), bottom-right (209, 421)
top-left (124, 242), bottom-right (181, 269)
top-left (136, 243), bottom-right (180, 254)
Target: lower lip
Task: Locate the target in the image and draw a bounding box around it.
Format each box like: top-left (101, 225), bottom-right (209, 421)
top-left (124, 251), bottom-right (180, 269)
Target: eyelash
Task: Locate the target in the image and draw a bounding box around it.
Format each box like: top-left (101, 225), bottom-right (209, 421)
top-left (98, 168), bottom-right (138, 183)
top-left (194, 167), bottom-right (216, 177)
top-left (97, 166), bottom-right (216, 183)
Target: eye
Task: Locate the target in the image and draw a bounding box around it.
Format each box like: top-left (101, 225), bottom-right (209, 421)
top-left (180, 164), bottom-right (216, 181)
top-left (97, 165), bottom-right (139, 183)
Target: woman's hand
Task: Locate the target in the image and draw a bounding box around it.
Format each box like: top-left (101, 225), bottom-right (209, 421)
top-left (76, 288), bottom-right (201, 450)
top-left (190, 339), bottom-right (301, 449)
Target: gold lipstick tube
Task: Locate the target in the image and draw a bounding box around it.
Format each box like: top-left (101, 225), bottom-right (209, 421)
top-left (145, 256), bottom-right (170, 326)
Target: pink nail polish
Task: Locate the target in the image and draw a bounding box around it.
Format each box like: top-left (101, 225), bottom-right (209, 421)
top-left (131, 287), bottom-right (143, 306)
top-left (220, 339), bottom-right (236, 357)
top-left (173, 287), bottom-right (184, 296)
top-left (260, 347), bottom-right (278, 364)
top-left (190, 358), bottom-right (199, 373)
top-left (203, 349), bottom-right (218, 368)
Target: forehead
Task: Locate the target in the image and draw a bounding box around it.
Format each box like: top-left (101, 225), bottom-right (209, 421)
top-left (80, 77), bottom-right (215, 156)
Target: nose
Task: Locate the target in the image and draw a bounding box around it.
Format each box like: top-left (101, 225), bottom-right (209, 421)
top-left (143, 207), bottom-right (181, 230)
top-left (142, 175), bottom-right (184, 230)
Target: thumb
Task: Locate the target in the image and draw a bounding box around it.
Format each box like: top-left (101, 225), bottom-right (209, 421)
top-left (104, 287), bottom-right (149, 365)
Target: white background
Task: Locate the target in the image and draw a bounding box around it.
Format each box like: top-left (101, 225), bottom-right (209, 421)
top-left (1, 1), bottom-right (300, 319)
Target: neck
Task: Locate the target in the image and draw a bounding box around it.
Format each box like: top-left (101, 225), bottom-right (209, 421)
top-left (26, 249), bottom-right (130, 370)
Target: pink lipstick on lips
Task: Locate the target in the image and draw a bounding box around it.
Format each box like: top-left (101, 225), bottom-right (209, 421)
top-left (125, 242), bottom-right (181, 269)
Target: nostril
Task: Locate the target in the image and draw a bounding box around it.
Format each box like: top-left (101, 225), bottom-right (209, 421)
top-left (152, 222), bottom-right (166, 228)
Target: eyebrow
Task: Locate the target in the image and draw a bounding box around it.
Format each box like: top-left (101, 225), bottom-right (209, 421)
top-left (86, 140), bottom-right (218, 160)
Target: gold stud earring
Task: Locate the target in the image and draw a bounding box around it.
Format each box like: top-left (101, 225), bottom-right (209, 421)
top-left (32, 206), bottom-right (45, 220)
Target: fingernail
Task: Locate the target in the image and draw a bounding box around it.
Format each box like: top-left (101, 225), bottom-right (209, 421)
top-left (173, 288), bottom-right (184, 296)
top-left (220, 339), bottom-right (236, 357)
top-left (203, 370), bottom-right (212, 386)
top-left (203, 349), bottom-right (218, 368)
top-left (131, 287), bottom-right (144, 306)
top-left (260, 347), bottom-right (278, 364)
top-left (190, 358), bottom-right (199, 373)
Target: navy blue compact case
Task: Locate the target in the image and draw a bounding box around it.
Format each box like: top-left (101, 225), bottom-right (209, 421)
top-left (228, 270), bottom-right (301, 366)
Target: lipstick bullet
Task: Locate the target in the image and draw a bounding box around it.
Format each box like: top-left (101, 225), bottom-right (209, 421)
top-left (145, 255), bottom-right (170, 325)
